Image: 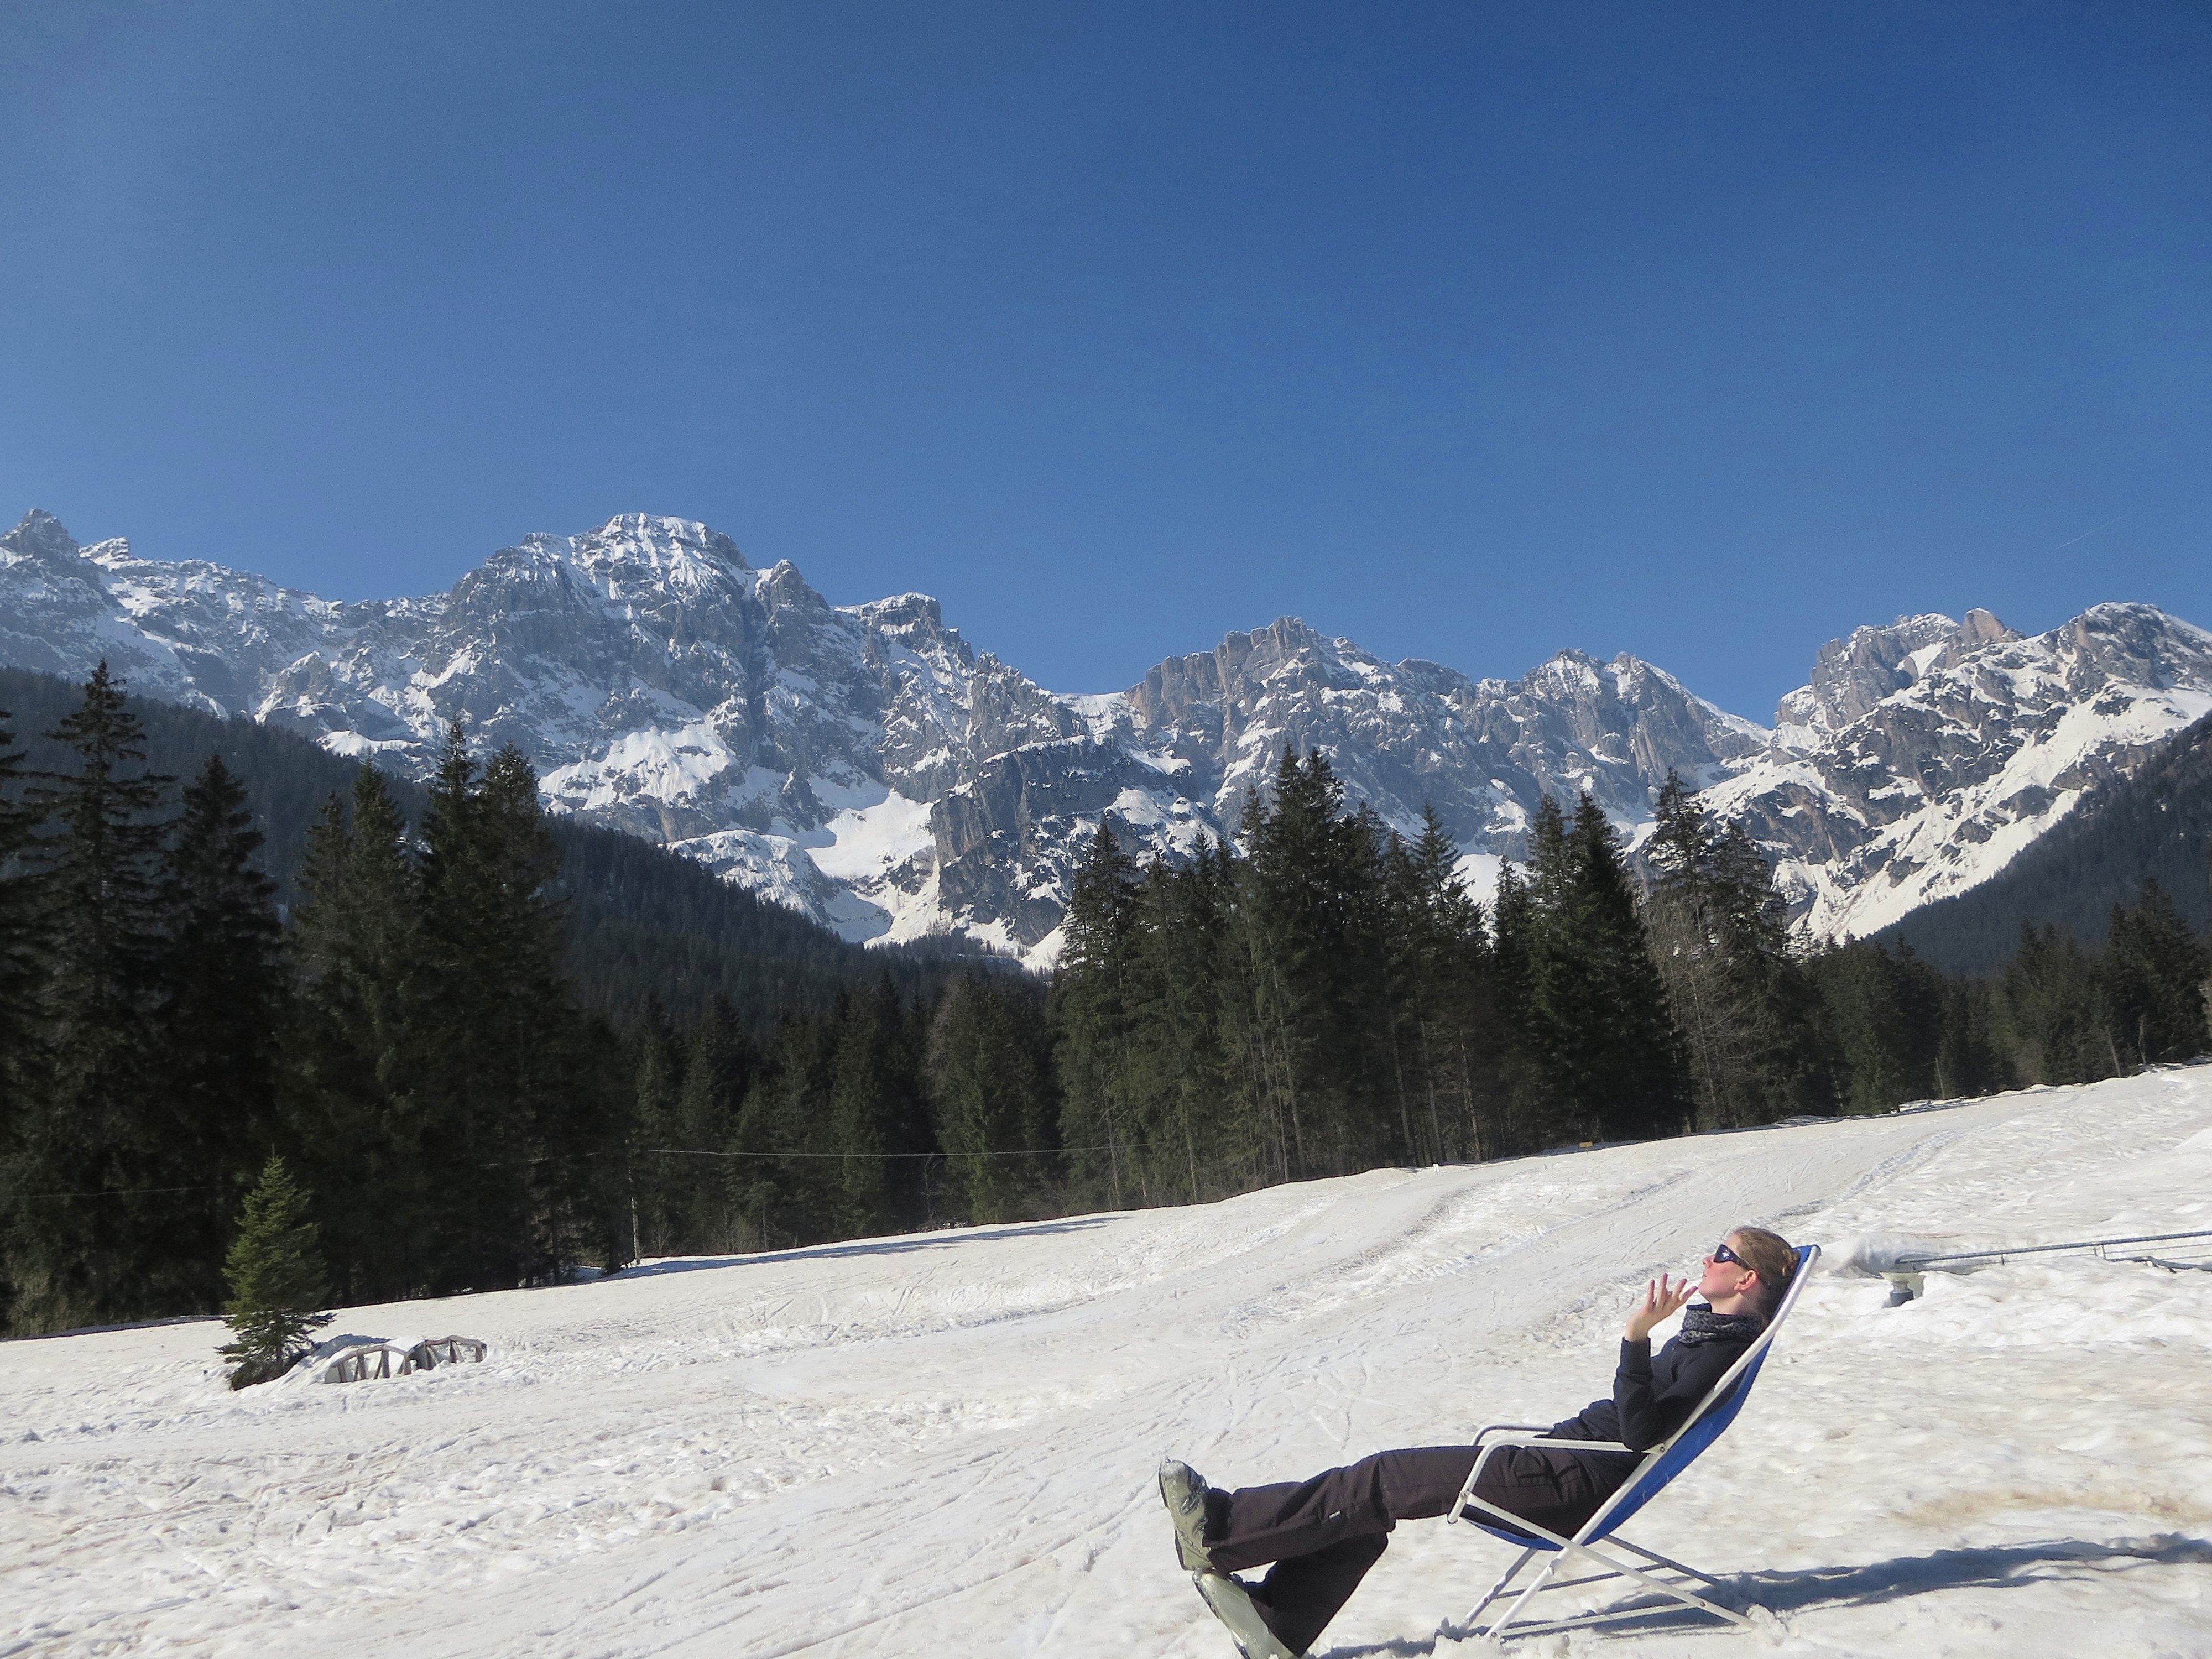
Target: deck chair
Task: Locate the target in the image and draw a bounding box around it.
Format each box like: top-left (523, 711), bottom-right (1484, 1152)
top-left (1444, 1243), bottom-right (1819, 1641)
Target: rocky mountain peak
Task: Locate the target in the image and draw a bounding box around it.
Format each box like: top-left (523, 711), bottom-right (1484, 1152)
top-left (2052, 602), bottom-right (2212, 689)
top-left (518, 517), bottom-right (757, 614)
top-left (1709, 598), bottom-right (2212, 942)
top-left (1771, 609), bottom-right (2030, 743)
top-left (2, 509), bottom-right (88, 568)
top-left (848, 591), bottom-right (956, 644)
top-left (1790, 611), bottom-right (1959, 731)
top-left (6, 504), bottom-right (2210, 963)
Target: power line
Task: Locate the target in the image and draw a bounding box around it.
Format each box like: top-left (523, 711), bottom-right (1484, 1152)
top-left (13, 1145), bottom-right (1107, 1197)
top-left (644, 1146), bottom-right (1100, 1160)
top-left (12, 1183), bottom-right (232, 1199)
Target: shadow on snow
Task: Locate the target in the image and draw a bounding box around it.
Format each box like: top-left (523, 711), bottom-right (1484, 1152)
top-left (1314, 1534), bottom-right (2212, 1656)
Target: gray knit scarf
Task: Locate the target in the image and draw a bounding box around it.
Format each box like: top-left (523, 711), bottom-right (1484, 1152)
top-left (1678, 1305), bottom-right (1764, 1345)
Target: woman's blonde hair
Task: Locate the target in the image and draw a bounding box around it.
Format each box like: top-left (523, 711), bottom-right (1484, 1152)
top-left (1729, 1226), bottom-right (1798, 1320)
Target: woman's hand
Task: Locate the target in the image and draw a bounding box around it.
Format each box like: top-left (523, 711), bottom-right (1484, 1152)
top-left (1624, 1274), bottom-right (1695, 1342)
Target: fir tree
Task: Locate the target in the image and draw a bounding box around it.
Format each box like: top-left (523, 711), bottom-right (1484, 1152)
top-left (0, 703), bottom-right (41, 1332)
top-left (1566, 793), bottom-right (1689, 1140)
top-left (926, 975), bottom-right (1056, 1224)
top-left (9, 665), bottom-right (175, 1331)
top-left (1811, 940), bottom-right (1946, 1109)
top-left (151, 754), bottom-right (286, 1314)
top-left (286, 766), bottom-right (431, 1302)
top-left (627, 994), bottom-right (686, 1257)
top-left (1934, 977), bottom-right (2008, 1100)
top-left (1644, 774), bottom-right (1830, 1128)
top-left (733, 1010), bottom-right (839, 1247)
top-left (1997, 924), bottom-right (2110, 1087)
top-left (1235, 748), bottom-right (1389, 1178)
top-left (1050, 821), bottom-right (1142, 1206)
top-left (1120, 844), bottom-right (1244, 1201)
top-left (216, 1154), bottom-right (332, 1388)
top-left (2101, 879), bottom-right (2209, 1067)
top-left (412, 728), bottom-right (583, 1289)
top-left (1380, 807), bottom-right (1499, 1164)
top-left (0, 701), bottom-right (39, 1076)
top-left (827, 978), bottom-right (919, 1238)
top-left (668, 995), bottom-right (753, 1250)
top-left (1516, 793), bottom-right (1688, 1143)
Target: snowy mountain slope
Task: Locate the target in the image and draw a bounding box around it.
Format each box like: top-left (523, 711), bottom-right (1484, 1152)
top-left (0, 508), bottom-right (345, 717)
top-left (0, 510), bottom-right (1773, 956)
top-left (6, 1071), bottom-right (2211, 1657)
top-left (1709, 605), bottom-right (2212, 941)
top-left (1874, 711), bottom-right (2212, 974)
top-left (8, 506), bottom-right (2212, 955)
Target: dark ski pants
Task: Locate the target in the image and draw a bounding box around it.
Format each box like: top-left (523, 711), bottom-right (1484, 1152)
top-left (1205, 1444), bottom-right (1607, 1657)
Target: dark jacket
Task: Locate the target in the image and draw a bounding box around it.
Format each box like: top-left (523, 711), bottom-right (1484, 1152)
top-left (1539, 1313), bottom-right (1757, 1489)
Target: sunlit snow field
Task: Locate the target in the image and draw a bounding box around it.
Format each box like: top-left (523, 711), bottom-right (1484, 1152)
top-left (7, 1071), bottom-right (2212, 1657)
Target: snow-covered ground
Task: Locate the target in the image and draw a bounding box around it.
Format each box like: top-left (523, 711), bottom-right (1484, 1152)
top-left (7, 1072), bottom-right (2212, 1658)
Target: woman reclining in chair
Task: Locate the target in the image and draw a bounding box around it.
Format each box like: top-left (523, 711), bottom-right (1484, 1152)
top-left (1158, 1225), bottom-right (1798, 1659)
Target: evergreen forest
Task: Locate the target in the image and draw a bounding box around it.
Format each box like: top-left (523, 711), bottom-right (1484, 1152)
top-left (2, 667), bottom-right (2208, 1339)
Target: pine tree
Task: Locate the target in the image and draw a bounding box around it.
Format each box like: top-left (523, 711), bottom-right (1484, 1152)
top-left (667, 995), bottom-right (752, 1250)
top-left (2101, 879), bottom-right (2209, 1067)
top-left (216, 1154), bottom-right (332, 1388)
top-left (1997, 924), bottom-right (2110, 1087)
top-left (926, 975), bottom-right (1057, 1224)
top-left (286, 766), bottom-right (431, 1302)
top-left (150, 754), bottom-right (286, 1314)
top-left (1513, 793), bottom-right (1688, 1143)
top-left (8, 665), bottom-right (175, 1331)
top-left (412, 728), bottom-right (583, 1289)
top-left (1050, 821), bottom-right (1142, 1206)
top-left (826, 978), bottom-right (917, 1238)
top-left (0, 703), bottom-right (43, 1333)
top-left (628, 994), bottom-right (686, 1258)
top-left (1235, 748), bottom-right (1389, 1178)
top-left (1644, 774), bottom-right (1830, 1128)
top-left (1811, 940), bottom-right (1947, 1109)
top-left (1380, 807), bottom-right (1499, 1164)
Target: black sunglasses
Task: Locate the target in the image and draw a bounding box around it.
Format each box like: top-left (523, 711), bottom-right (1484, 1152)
top-left (1711, 1241), bottom-right (1744, 1266)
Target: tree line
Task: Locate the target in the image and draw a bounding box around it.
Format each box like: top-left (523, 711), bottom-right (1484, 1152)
top-left (1043, 756), bottom-right (1812, 1211)
top-left (0, 662), bottom-right (990, 1040)
top-left (4, 670), bottom-right (2206, 1340)
top-left (0, 666), bottom-right (1057, 1336)
top-left (1046, 750), bottom-right (2209, 1208)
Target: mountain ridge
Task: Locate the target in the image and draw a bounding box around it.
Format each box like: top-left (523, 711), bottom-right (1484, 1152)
top-left (7, 506), bottom-right (2208, 961)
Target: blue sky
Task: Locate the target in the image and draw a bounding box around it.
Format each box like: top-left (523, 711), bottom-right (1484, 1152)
top-left (3, 2), bottom-right (2208, 721)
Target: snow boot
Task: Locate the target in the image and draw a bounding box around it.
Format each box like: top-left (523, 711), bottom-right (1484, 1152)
top-left (1193, 1571), bottom-right (1298, 1659)
top-left (1159, 1459), bottom-right (1216, 1572)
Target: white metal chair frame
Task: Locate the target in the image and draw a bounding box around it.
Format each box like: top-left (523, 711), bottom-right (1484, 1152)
top-left (1444, 1243), bottom-right (1820, 1642)
top-left (320, 1334), bottom-right (489, 1384)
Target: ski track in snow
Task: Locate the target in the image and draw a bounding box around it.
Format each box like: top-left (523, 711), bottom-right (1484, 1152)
top-left (6, 1075), bottom-right (2212, 1657)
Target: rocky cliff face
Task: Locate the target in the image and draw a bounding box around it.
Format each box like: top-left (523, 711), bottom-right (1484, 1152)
top-left (1709, 604), bottom-right (2212, 940)
top-left (7, 507), bottom-right (2209, 959)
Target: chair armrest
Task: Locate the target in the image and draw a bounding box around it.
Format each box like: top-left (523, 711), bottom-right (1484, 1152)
top-left (1470, 1422), bottom-right (1553, 1445)
top-left (1470, 1427), bottom-right (1634, 1455)
top-left (1446, 1430), bottom-right (1637, 1526)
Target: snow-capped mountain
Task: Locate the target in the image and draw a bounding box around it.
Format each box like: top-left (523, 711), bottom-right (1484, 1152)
top-left (1710, 604), bottom-right (2212, 940)
top-left (6, 507), bottom-right (2208, 959)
